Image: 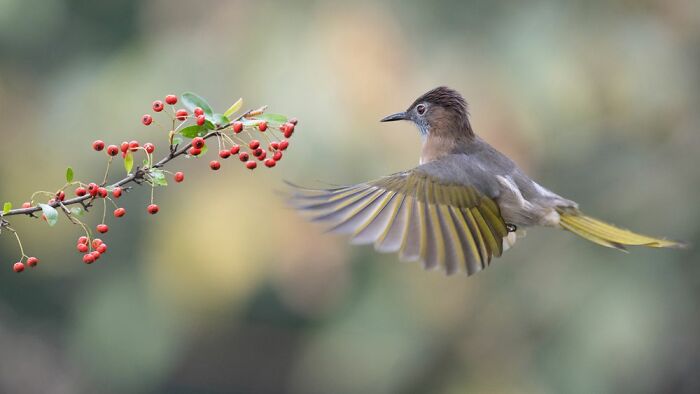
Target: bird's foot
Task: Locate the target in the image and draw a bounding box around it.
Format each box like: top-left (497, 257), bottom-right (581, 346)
top-left (506, 223), bottom-right (517, 233)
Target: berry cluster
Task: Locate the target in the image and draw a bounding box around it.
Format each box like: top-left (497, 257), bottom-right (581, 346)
top-left (1, 92), bottom-right (297, 273)
top-left (140, 93), bottom-right (297, 173)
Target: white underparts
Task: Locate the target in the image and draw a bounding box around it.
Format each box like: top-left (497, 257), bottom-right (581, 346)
top-left (496, 175), bottom-right (561, 227)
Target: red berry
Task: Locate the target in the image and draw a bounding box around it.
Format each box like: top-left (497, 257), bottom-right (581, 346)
top-left (232, 122), bottom-right (243, 133)
top-left (112, 187), bottom-right (122, 198)
top-left (142, 114), bottom-right (153, 126)
top-left (27, 257), bottom-right (39, 267)
top-left (194, 107), bottom-right (204, 116)
top-left (96, 224), bottom-right (109, 234)
top-left (98, 187), bottom-right (108, 198)
top-left (253, 148), bottom-right (265, 158)
top-left (258, 121), bottom-right (268, 132)
top-left (114, 208), bottom-right (126, 218)
top-left (175, 109), bottom-right (188, 121)
top-left (230, 145), bottom-right (240, 155)
top-left (75, 187), bottom-right (87, 196)
top-left (21, 202), bottom-right (31, 209)
top-left (196, 115), bottom-right (205, 126)
top-left (144, 143), bottom-right (155, 154)
top-left (152, 100), bottom-right (164, 112)
top-left (174, 172), bottom-right (184, 183)
top-left (107, 145), bottom-right (119, 156)
top-left (273, 151), bottom-right (283, 161)
top-left (165, 95), bottom-right (178, 105)
top-left (239, 152), bottom-right (249, 161)
top-left (192, 137), bottom-right (205, 149)
top-left (284, 122), bottom-right (295, 133)
top-left (147, 204), bottom-right (159, 215)
top-left (210, 161), bottom-right (221, 170)
top-left (219, 150), bottom-right (231, 159)
top-left (87, 183), bottom-right (99, 197)
top-left (289, 117), bottom-right (298, 125)
top-left (246, 160), bottom-right (257, 170)
top-left (269, 142), bottom-right (279, 150)
top-left (120, 141), bottom-right (129, 153)
top-left (189, 147), bottom-right (202, 156)
top-left (129, 140), bottom-right (140, 151)
top-left (77, 243), bottom-right (89, 253)
top-left (279, 140), bottom-right (289, 150)
top-left (93, 140), bottom-right (105, 151)
top-left (249, 140), bottom-right (260, 150)
top-left (78, 236), bottom-right (89, 245)
top-left (92, 239), bottom-right (103, 249)
top-left (264, 158), bottom-right (276, 168)
top-left (83, 254), bottom-right (95, 264)
top-left (13, 262), bottom-right (25, 273)
top-left (91, 251), bottom-right (101, 260)
top-left (97, 244), bottom-right (107, 254)
top-left (57, 191), bottom-right (66, 201)
top-left (283, 129), bottom-right (293, 138)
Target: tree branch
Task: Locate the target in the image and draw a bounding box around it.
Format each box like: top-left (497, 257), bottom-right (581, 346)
top-left (0, 118), bottom-right (240, 219)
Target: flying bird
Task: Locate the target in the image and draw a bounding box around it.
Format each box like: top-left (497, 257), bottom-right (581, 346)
top-left (289, 87), bottom-right (685, 276)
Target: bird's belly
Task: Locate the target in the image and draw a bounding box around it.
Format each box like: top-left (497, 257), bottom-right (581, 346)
top-left (494, 175), bottom-right (560, 227)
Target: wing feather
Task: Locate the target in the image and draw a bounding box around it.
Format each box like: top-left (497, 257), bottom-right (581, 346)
top-left (375, 193), bottom-right (408, 253)
top-left (289, 166), bottom-right (511, 276)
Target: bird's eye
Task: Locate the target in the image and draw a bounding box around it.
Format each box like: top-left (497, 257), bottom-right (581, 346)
top-left (416, 104), bottom-right (426, 115)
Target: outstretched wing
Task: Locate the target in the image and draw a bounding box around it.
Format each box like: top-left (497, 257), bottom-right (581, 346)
top-left (289, 168), bottom-right (509, 276)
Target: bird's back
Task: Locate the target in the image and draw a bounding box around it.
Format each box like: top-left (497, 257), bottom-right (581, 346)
top-left (417, 137), bottom-right (576, 227)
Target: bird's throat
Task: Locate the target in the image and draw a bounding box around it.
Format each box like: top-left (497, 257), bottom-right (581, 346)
top-left (419, 134), bottom-right (471, 164)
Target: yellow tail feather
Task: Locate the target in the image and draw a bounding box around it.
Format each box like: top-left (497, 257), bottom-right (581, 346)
top-left (557, 211), bottom-right (687, 251)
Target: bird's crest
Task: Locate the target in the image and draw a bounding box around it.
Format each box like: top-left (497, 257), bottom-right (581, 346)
top-left (409, 86), bottom-right (469, 120)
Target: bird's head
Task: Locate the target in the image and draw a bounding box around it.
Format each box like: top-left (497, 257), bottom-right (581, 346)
top-left (381, 86), bottom-right (474, 139)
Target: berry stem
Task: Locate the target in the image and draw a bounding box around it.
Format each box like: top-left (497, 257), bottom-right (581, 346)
top-left (8, 227), bottom-right (28, 260)
top-left (102, 157), bottom-right (113, 186)
top-left (59, 202), bottom-right (92, 240)
top-left (101, 198), bottom-right (107, 224)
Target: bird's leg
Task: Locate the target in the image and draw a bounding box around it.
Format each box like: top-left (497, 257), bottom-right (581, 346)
top-left (506, 223), bottom-right (517, 233)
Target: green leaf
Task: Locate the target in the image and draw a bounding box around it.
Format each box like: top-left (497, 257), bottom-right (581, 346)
top-left (204, 119), bottom-right (216, 130)
top-left (213, 113), bottom-right (230, 127)
top-left (148, 169), bottom-right (168, 187)
top-left (200, 144), bottom-right (208, 156)
top-left (179, 125), bottom-right (207, 138)
top-left (256, 113), bottom-right (288, 124)
top-left (70, 206), bottom-right (86, 216)
top-left (66, 167), bottom-right (74, 183)
top-left (242, 119), bottom-right (262, 127)
top-left (181, 92), bottom-right (214, 119)
top-left (124, 152), bottom-right (134, 174)
top-left (39, 204), bottom-right (58, 226)
top-left (3, 202), bottom-right (12, 214)
top-left (223, 98), bottom-right (243, 118)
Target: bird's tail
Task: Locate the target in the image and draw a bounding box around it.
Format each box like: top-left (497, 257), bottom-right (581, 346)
top-left (557, 209), bottom-right (687, 251)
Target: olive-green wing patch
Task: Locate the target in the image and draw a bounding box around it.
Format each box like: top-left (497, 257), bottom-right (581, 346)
top-left (289, 170), bottom-right (509, 276)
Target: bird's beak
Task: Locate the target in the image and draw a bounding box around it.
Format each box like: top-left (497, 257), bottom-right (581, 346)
top-left (380, 111), bottom-right (407, 122)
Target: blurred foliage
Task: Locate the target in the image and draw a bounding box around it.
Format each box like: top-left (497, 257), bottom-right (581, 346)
top-left (1, 0), bottom-right (699, 393)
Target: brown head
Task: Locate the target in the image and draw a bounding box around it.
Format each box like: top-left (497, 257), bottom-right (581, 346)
top-left (380, 86), bottom-right (474, 141)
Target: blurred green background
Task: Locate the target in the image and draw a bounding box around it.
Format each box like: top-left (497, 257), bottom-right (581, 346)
top-left (1, 0), bottom-right (699, 393)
